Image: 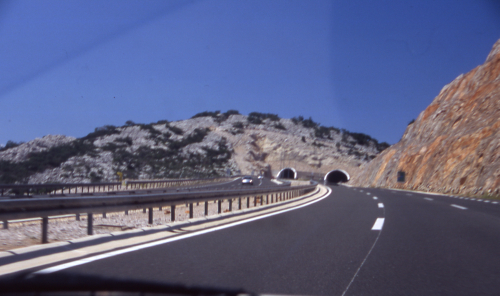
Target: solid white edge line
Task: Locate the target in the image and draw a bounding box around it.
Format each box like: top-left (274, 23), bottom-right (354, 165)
top-left (451, 204), bottom-right (467, 210)
top-left (377, 203), bottom-right (384, 208)
top-left (33, 186), bottom-right (333, 275)
top-left (371, 218), bottom-right (384, 230)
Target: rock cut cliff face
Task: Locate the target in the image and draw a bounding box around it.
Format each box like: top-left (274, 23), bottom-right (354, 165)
top-left (353, 39), bottom-right (500, 197)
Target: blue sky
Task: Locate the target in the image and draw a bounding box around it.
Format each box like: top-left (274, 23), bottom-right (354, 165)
top-left (0, 0), bottom-right (499, 145)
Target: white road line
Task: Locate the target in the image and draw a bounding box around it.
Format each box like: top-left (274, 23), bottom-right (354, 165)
top-left (32, 186), bottom-right (333, 275)
top-left (460, 197), bottom-right (464, 199)
top-left (373, 196), bottom-right (378, 200)
top-left (478, 199), bottom-right (483, 202)
top-left (406, 193), bottom-right (412, 196)
top-left (371, 218), bottom-right (385, 230)
top-left (493, 201), bottom-right (498, 204)
top-left (424, 197), bottom-right (433, 201)
top-left (378, 203), bottom-right (384, 208)
top-left (451, 204), bottom-right (467, 210)
top-left (484, 200), bottom-right (490, 203)
top-left (360, 190), bottom-right (363, 192)
top-left (366, 192), bottom-right (370, 195)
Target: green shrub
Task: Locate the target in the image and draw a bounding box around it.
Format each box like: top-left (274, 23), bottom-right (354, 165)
top-left (82, 125), bottom-right (120, 141)
top-left (248, 112), bottom-right (280, 124)
top-left (115, 137), bottom-right (133, 146)
top-left (0, 140), bottom-right (23, 152)
top-left (273, 123), bottom-right (286, 130)
top-left (169, 126), bottom-right (184, 135)
top-left (192, 111), bottom-right (221, 119)
top-left (232, 122), bottom-right (244, 129)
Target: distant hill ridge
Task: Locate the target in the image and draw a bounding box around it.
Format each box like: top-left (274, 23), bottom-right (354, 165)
top-left (353, 39), bottom-right (500, 198)
top-left (0, 111), bottom-right (389, 184)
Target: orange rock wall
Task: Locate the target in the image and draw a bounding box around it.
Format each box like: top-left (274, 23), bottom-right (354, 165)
top-left (353, 39), bottom-right (500, 197)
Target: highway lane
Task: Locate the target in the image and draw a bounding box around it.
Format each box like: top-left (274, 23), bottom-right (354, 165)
top-left (349, 187), bottom-right (500, 295)
top-left (7, 185), bottom-right (500, 295)
top-left (20, 185), bottom-right (381, 295)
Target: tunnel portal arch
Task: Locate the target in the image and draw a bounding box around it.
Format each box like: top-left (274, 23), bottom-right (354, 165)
top-left (324, 169), bottom-right (350, 184)
top-left (277, 167), bottom-right (297, 179)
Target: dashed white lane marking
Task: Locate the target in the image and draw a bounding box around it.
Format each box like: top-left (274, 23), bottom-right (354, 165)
top-left (371, 218), bottom-right (385, 230)
top-left (406, 193), bottom-right (412, 196)
top-left (366, 192), bottom-right (371, 195)
top-left (478, 199), bottom-right (483, 202)
top-left (484, 200), bottom-right (490, 203)
top-left (424, 197), bottom-right (433, 201)
top-left (460, 197), bottom-right (464, 199)
top-left (373, 196), bottom-right (378, 200)
top-left (493, 201), bottom-right (498, 204)
top-left (378, 203), bottom-right (384, 208)
top-left (360, 190), bottom-right (363, 192)
top-left (451, 204), bottom-right (467, 210)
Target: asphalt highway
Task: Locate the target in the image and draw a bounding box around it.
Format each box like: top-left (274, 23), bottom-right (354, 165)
top-left (5, 185), bottom-right (500, 295)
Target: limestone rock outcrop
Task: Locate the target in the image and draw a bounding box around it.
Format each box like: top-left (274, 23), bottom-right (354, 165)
top-left (1, 113), bottom-right (387, 184)
top-left (353, 39), bottom-right (500, 197)
top-left (0, 135), bottom-right (75, 163)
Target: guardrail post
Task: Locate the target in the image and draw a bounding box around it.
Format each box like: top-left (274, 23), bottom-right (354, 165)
top-left (42, 217), bottom-right (49, 244)
top-left (189, 203), bottom-right (193, 218)
top-left (171, 205), bottom-right (176, 221)
top-left (102, 212), bottom-right (106, 218)
top-left (254, 196), bottom-right (257, 207)
top-left (76, 213), bottom-right (80, 221)
top-left (247, 197), bottom-right (250, 208)
top-left (159, 206), bottom-right (162, 211)
top-left (229, 199), bottom-right (232, 211)
top-left (88, 213), bottom-right (93, 235)
top-left (238, 197), bottom-right (242, 210)
top-left (205, 201), bottom-right (208, 216)
top-left (148, 207), bottom-right (153, 224)
top-left (3, 220), bottom-right (8, 229)
top-left (266, 195), bottom-right (269, 204)
top-left (260, 195), bottom-right (263, 205)
top-left (125, 210), bottom-right (129, 215)
top-left (218, 200), bottom-right (222, 214)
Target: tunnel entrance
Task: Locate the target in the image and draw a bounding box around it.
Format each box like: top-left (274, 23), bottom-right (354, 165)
top-left (324, 170), bottom-right (350, 184)
top-left (277, 168), bottom-right (297, 179)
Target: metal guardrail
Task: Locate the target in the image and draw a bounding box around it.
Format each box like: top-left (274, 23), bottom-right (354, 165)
top-left (0, 183), bottom-right (317, 244)
top-left (0, 176), bottom-right (238, 196)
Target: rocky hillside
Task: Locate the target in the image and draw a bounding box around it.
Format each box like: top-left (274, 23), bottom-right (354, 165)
top-left (0, 111), bottom-right (388, 184)
top-left (353, 39), bottom-right (500, 197)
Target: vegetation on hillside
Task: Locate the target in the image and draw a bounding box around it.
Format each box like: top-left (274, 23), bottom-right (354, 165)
top-left (0, 110), bottom-right (390, 184)
top-left (0, 140), bottom-right (24, 152)
top-left (292, 115), bottom-right (389, 153)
